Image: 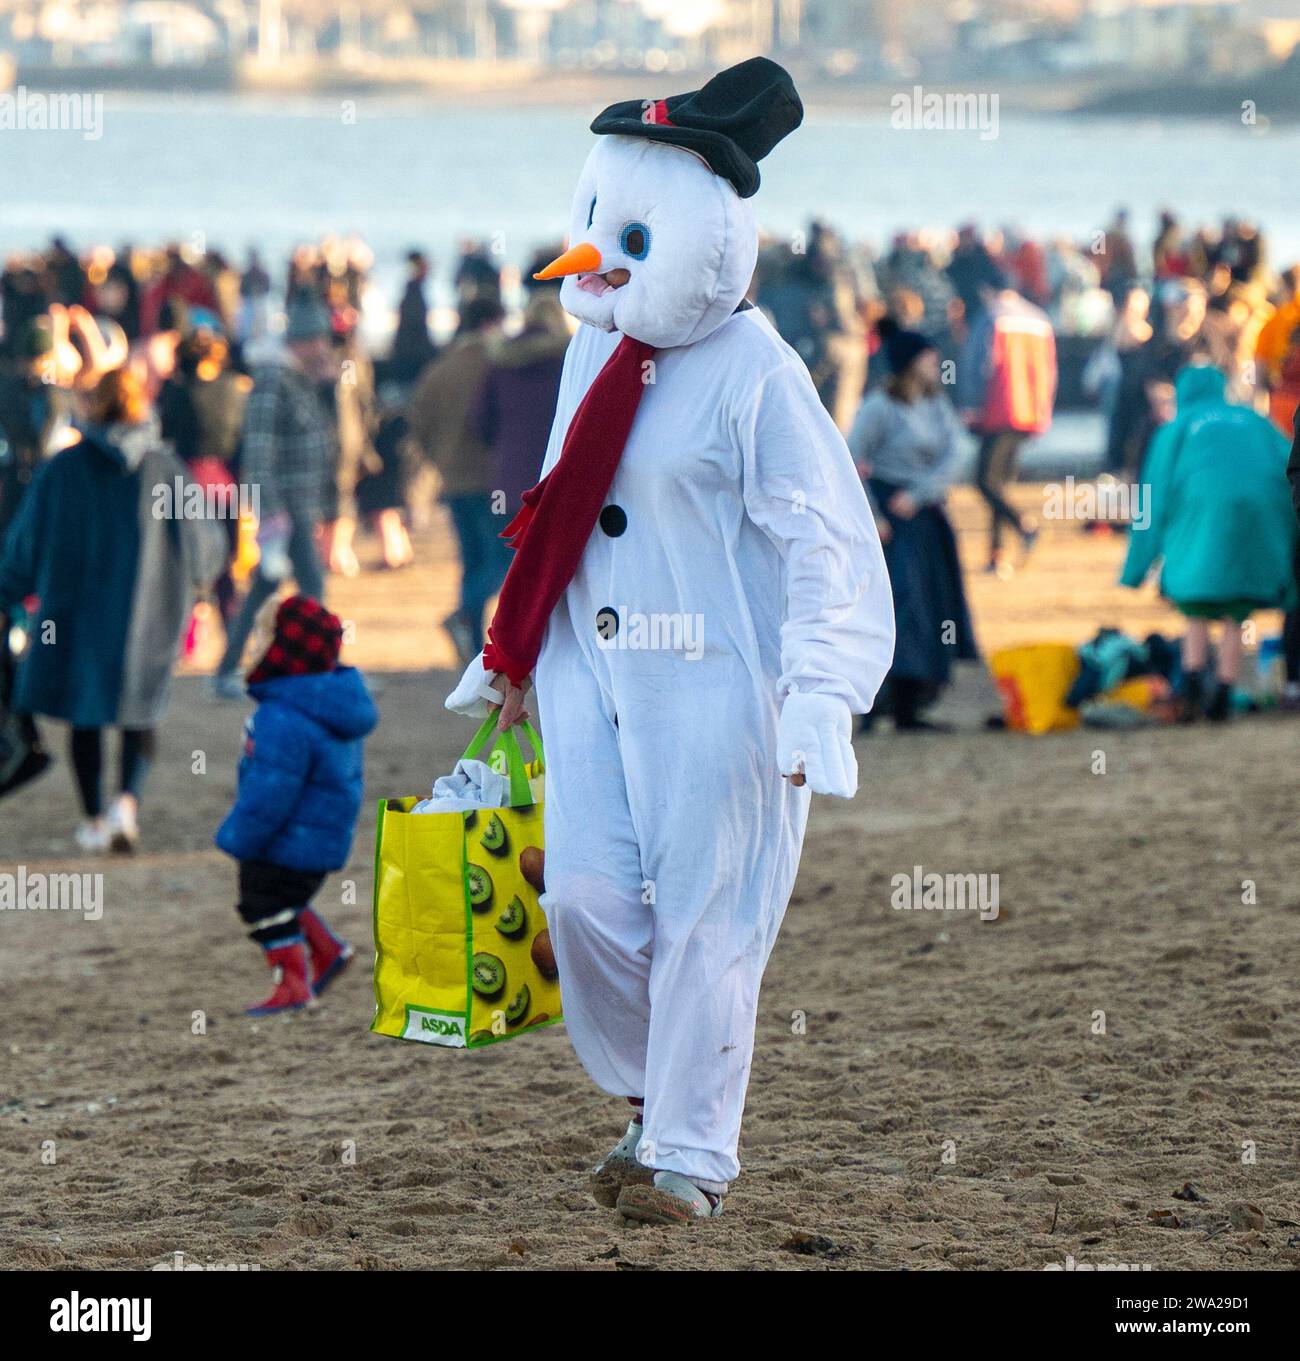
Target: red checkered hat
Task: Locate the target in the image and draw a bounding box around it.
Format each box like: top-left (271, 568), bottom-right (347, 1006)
top-left (246, 595), bottom-right (343, 685)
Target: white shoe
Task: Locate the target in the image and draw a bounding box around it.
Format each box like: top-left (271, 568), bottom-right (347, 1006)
top-left (589, 1119), bottom-right (653, 1206)
top-left (106, 798), bottom-right (139, 854)
top-left (616, 1170), bottom-right (724, 1225)
top-left (75, 818), bottom-right (110, 854)
top-left (329, 545), bottom-right (361, 578)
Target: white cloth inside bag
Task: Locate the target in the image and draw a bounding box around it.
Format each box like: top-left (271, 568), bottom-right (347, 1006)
top-left (410, 758), bottom-right (510, 814)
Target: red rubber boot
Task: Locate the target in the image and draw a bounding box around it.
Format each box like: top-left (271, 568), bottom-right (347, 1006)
top-left (300, 906), bottom-right (354, 997)
top-left (246, 942), bottom-right (313, 1016)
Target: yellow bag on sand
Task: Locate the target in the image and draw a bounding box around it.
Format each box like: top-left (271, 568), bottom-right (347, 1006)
top-left (989, 643), bottom-right (1081, 734)
top-left (1101, 675), bottom-right (1171, 712)
top-left (371, 718), bottom-right (560, 1048)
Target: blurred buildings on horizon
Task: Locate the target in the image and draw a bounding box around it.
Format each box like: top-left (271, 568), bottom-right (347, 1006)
top-left (1, 0), bottom-right (1299, 92)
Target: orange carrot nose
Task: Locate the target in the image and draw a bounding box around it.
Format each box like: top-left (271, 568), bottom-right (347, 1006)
top-left (533, 241), bottom-right (603, 280)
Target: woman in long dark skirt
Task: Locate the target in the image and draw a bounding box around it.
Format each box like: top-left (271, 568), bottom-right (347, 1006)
top-left (848, 323), bottom-right (978, 731)
top-left (355, 376), bottom-right (416, 570)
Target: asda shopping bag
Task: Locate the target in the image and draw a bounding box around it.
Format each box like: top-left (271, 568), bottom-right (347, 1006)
top-left (371, 716), bottom-right (559, 1048)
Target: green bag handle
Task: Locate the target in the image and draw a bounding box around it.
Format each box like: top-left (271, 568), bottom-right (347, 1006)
top-left (461, 715), bottom-right (544, 808)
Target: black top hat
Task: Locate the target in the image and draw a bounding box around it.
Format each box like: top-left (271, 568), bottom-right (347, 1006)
top-left (589, 56), bottom-right (803, 199)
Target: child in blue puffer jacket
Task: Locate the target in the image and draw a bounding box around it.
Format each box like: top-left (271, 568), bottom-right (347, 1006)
top-left (216, 595), bottom-right (378, 1015)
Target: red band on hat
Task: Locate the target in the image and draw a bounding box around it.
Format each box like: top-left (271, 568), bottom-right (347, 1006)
top-left (640, 99), bottom-right (674, 127)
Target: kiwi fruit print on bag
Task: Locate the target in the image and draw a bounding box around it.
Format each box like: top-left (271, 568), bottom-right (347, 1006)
top-left (464, 800), bottom-right (560, 1045)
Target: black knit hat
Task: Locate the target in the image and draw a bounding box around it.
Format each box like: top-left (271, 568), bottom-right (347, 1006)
top-left (589, 56), bottom-right (803, 199)
top-left (880, 322), bottom-right (937, 377)
top-left (246, 594), bottom-right (343, 686)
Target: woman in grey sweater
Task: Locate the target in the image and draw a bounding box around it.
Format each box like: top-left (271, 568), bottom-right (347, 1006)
top-left (848, 324), bottom-right (978, 730)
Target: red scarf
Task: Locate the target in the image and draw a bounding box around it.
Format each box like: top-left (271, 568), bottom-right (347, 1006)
top-left (483, 334), bottom-right (656, 686)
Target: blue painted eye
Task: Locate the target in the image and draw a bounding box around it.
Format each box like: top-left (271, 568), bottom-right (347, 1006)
top-left (620, 222), bottom-right (650, 260)
top-left (586, 196), bottom-right (596, 228)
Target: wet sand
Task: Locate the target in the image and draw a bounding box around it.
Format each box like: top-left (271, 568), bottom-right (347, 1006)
top-left (2, 488), bottom-right (1298, 1271)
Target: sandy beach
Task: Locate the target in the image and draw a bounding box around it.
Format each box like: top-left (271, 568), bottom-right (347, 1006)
top-left (3, 486), bottom-right (1298, 1272)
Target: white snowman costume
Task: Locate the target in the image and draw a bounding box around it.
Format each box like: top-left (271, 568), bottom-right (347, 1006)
top-left (449, 103), bottom-right (893, 1196)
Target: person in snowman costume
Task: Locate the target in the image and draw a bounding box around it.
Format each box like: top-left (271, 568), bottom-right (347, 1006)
top-left (447, 58), bottom-right (894, 1225)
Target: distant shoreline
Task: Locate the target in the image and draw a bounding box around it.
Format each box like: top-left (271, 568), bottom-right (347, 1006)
top-left (6, 58), bottom-right (1298, 122)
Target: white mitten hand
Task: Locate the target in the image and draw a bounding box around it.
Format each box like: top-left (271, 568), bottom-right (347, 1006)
top-left (777, 692), bottom-right (858, 799)
top-left (445, 652), bottom-right (503, 719)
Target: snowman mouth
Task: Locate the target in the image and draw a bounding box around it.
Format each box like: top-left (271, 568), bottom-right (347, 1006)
top-left (576, 270), bottom-right (629, 296)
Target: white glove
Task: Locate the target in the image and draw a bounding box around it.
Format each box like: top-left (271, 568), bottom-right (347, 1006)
top-left (777, 692), bottom-right (858, 799)
top-left (444, 652), bottom-right (505, 719)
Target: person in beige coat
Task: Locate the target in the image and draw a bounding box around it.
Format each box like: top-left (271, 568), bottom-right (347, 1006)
top-left (407, 296), bottom-right (506, 660)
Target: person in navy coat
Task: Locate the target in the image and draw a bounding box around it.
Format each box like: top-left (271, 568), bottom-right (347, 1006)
top-left (0, 366), bottom-right (223, 850)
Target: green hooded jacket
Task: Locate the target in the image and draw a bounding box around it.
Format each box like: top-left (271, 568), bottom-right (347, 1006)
top-left (1120, 365), bottom-right (1296, 610)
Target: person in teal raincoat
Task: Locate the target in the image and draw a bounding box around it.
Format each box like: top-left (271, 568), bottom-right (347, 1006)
top-left (1121, 362), bottom-right (1296, 721)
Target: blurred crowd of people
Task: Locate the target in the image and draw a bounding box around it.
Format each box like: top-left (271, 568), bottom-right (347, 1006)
top-left (754, 208), bottom-right (1297, 460)
top-left (3, 204), bottom-right (1300, 845)
top-left (760, 208), bottom-right (1299, 730)
top-left (0, 231), bottom-right (573, 845)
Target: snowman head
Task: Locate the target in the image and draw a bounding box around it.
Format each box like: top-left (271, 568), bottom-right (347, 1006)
top-left (532, 58), bottom-right (802, 350)
top-left (539, 136), bottom-right (757, 349)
